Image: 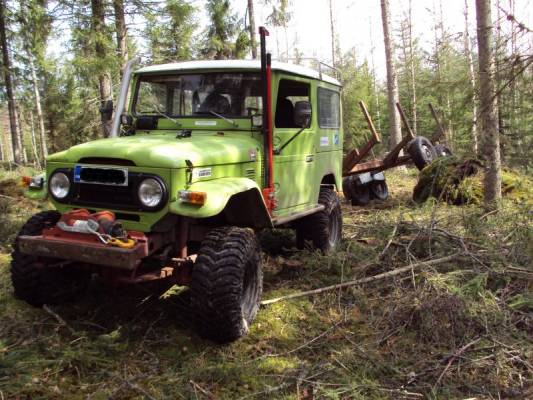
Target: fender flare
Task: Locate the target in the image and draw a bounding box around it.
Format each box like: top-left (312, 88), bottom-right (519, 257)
top-left (169, 177), bottom-right (272, 228)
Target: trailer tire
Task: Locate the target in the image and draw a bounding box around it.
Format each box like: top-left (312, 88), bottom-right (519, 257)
top-left (434, 143), bottom-right (452, 157)
top-left (191, 226), bottom-right (263, 343)
top-left (296, 187), bottom-right (342, 253)
top-left (350, 183), bottom-right (370, 206)
top-left (369, 180), bottom-right (389, 200)
top-left (11, 211), bottom-right (90, 307)
top-left (408, 136), bottom-right (436, 170)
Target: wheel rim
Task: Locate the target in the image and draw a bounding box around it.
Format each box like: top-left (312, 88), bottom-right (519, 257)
top-left (240, 259), bottom-right (256, 319)
top-left (328, 209), bottom-right (340, 248)
top-left (422, 144), bottom-right (433, 161)
top-left (374, 182), bottom-right (384, 196)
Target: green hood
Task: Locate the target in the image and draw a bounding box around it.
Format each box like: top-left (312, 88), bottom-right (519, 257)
top-left (47, 132), bottom-right (261, 168)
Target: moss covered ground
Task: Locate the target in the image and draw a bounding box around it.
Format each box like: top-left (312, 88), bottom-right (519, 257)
top-left (0, 167), bottom-right (531, 399)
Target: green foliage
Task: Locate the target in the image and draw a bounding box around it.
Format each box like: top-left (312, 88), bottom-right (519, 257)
top-left (201, 0), bottom-right (249, 60)
top-left (144, 0), bottom-right (197, 63)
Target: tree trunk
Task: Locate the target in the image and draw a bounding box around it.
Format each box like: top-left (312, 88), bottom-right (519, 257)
top-left (91, 0), bottom-right (113, 137)
top-left (369, 18), bottom-right (382, 133)
top-left (0, 0), bottom-right (23, 164)
top-left (113, 0), bottom-right (128, 76)
top-left (247, 0), bottom-right (257, 59)
top-left (475, 0), bottom-right (502, 206)
top-left (329, 0), bottom-right (335, 66)
top-left (29, 54), bottom-right (48, 161)
top-left (464, 0), bottom-right (479, 155)
top-left (407, 0), bottom-right (417, 133)
top-left (16, 105), bottom-right (27, 164)
top-left (380, 0), bottom-right (402, 151)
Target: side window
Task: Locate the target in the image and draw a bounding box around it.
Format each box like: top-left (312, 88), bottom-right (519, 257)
top-left (318, 88), bottom-right (340, 129)
top-left (275, 79), bottom-right (310, 128)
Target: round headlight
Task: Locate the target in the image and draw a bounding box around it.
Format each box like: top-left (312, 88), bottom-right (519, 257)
top-left (49, 172), bottom-right (70, 199)
top-left (138, 178), bottom-right (164, 208)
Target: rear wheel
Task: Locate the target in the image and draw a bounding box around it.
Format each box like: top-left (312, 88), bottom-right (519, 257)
top-left (11, 211), bottom-right (90, 307)
top-left (408, 136), bottom-right (436, 170)
top-left (369, 180), bottom-right (389, 200)
top-left (296, 187), bottom-right (342, 253)
top-left (190, 227), bottom-right (262, 343)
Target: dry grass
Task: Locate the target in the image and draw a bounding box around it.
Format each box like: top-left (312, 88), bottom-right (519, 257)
top-left (0, 168), bottom-right (531, 399)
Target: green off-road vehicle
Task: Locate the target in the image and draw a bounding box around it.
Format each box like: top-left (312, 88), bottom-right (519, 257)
top-left (12, 28), bottom-right (344, 342)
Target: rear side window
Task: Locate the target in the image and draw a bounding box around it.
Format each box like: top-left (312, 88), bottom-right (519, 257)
top-left (318, 88), bottom-right (340, 128)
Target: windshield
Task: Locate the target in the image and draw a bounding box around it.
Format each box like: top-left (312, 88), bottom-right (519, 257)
top-left (133, 73), bottom-right (263, 118)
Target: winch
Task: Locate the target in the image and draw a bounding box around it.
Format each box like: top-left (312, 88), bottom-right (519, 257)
top-left (45, 209), bottom-right (135, 249)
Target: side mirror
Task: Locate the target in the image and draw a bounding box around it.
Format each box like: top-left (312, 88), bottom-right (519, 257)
top-left (293, 101), bottom-right (312, 128)
top-left (99, 100), bottom-right (114, 122)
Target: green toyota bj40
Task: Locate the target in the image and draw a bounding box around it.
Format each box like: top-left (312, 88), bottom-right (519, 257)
top-left (12, 28), bottom-right (343, 343)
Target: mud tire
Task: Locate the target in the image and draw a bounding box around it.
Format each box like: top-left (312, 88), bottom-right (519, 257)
top-left (11, 211), bottom-right (90, 307)
top-left (296, 187), bottom-right (342, 253)
top-left (191, 227), bottom-right (263, 343)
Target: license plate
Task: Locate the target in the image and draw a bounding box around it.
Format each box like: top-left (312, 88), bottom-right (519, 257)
top-left (74, 165), bottom-right (129, 186)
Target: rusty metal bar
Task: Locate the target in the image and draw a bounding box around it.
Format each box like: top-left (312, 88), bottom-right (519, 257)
top-left (18, 235), bottom-right (147, 269)
top-left (381, 103), bottom-right (416, 167)
top-left (342, 101), bottom-right (382, 174)
top-left (359, 101), bottom-right (381, 144)
top-left (344, 155), bottom-right (411, 175)
top-left (396, 102), bottom-right (416, 139)
top-left (429, 103), bottom-right (446, 143)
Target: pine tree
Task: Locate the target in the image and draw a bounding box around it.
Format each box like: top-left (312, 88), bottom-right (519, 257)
top-left (0, 0), bottom-right (23, 164)
top-left (202, 0), bottom-right (249, 60)
top-left (475, 0), bottom-right (502, 206)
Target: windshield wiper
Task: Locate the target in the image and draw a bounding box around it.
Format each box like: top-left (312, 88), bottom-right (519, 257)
top-left (208, 110), bottom-right (238, 128)
top-left (152, 106), bottom-right (182, 127)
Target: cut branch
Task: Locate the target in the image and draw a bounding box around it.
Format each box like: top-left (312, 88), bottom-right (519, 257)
top-left (261, 253), bottom-right (462, 305)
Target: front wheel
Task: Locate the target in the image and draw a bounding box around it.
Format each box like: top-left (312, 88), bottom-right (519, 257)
top-left (296, 187), bottom-right (342, 253)
top-left (190, 227), bottom-right (263, 343)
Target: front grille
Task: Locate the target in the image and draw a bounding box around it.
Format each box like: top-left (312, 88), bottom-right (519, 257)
top-left (51, 169), bottom-right (167, 212)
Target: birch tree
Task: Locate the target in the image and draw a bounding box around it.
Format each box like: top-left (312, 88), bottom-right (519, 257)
top-left (464, 0), bottom-right (479, 155)
top-left (247, 0), bottom-right (257, 59)
top-left (380, 0), bottom-right (402, 150)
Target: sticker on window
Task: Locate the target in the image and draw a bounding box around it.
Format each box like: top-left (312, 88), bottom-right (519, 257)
top-left (195, 121), bottom-right (217, 126)
top-left (320, 136), bottom-right (329, 146)
top-left (333, 133), bottom-right (339, 145)
top-left (192, 168), bottom-right (212, 179)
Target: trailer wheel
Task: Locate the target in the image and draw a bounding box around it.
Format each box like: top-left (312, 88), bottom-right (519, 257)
top-left (408, 136), bottom-right (436, 170)
top-left (296, 187), bottom-right (342, 253)
top-left (434, 143), bottom-right (452, 157)
top-left (11, 211), bottom-right (90, 307)
top-left (350, 183), bottom-right (370, 206)
top-left (191, 226), bottom-right (263, 343)
top-left (369, 180), bottom-right (389, 200)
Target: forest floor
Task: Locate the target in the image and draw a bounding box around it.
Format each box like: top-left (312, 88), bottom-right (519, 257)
top-left (0, 167), bottom-right (531, 400)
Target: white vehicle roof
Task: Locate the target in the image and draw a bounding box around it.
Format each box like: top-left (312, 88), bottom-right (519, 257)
top-left (135, 60), bottom-right (341, 87)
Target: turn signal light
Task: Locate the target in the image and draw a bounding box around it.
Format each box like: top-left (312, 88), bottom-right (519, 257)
top-left (178, 190), bottom-right (207, 205)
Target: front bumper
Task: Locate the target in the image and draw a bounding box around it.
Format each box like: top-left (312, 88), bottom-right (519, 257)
top-left (18, 235), bottom-right (149, 270)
